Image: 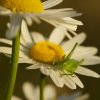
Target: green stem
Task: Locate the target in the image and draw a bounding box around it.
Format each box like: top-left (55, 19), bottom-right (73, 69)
top-left (40, 73), bottom-right (46, 100)
top-left (3, 33), bottom-right (20, 100)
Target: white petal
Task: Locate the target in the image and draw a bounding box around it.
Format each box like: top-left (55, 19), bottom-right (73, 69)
top-left (22, 82), bottom-right (35, 100)
top-left (71, 46), bottom-right (98, 59)
top-left (0, 10), bottom-right (11, 15)
top-left (20, 35), bottom-right (30, 48)
top-left (6, 14), bottom-right (22, 39)
top-left (40, 17), bottom-right (57, 27)
top-left (34, 87), bottom-right (40, 100)
top-left (43, 0), bottom-right (63, 9)
top-left (63, 30), bottom-right (73, 39)
top-left (18, 50), bottom-right (30, 58)
top-left (11, 96), bottom-right (22, 100)
top-left (81, 56), bottom-right (100, 65)
top-left (76, 66), bottom-right (100, 78)
top-left (63, 75), bottom-right (76, 89)
top-left (49, 26), bottom-right (66, 44)
top-left (63, 17), bottom-right (83, 25)
top-left (0, 47), bottom-right (12, 54)
top-left (0, 6), bottom-right (11, 15)
top-left (40, 65), bottom-right (50, 75)
top-left (60, 23), bottom-right (78, 31)
top-left (0, 6), bottom-right (8, 11)
top-left (0, 38), bottom-right (12, 45)
top-left (41, 9), bottom-right (79, 18)
top-left (44, 8), bottom-right (73, 12)
top-left (40, 16), bottom-right (78, 31)
top-left (0, 47), bottom-right (28, 58)
top-left (61, 33), bottom-right (86, 52)
top-left (26, 63), bottom-right (41, 69)
top-left (27, 14), bottom-right (41, 24)
top-left (20, 45), bottom-right (29, 54)
top-left (44, 85), bottom-right (56, 100)
top-left (31, 32), bottom-right (45, 43)
top-left (49, 69), bottom-right (64, 87)
top-left (21, 20), bottom-right (33, 47)
top-left (68, 75), bottom-right (84, 88)
top-left (35, 84), bottom-right (56, 100)
top-left (40, 10), bottom-right (81, 31)
top-left (23, 15), bottom-right (33, 26)
top-left (18, 58), bottom-right (36, 64)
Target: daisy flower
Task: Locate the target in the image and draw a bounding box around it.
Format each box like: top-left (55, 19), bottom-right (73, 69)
top-left (0, 21), bottom-right (100, 89)
top-left (11, 82), bottom-right (56, 100)
top-left (0, 0), bottom-right (83, 39)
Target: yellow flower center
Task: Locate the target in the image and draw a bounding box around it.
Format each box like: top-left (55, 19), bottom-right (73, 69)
top-left (30, 41), bottom-right (64, 64)
top-left (0, 0), bottom-right (43, 13)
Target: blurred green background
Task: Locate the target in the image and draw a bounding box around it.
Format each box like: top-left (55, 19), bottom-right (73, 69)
top-left (0, 0), bottom-right (100, 100)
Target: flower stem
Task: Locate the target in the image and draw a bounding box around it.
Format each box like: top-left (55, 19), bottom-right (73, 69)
top-left (3, 33), bottom-right (20, 100)
top-left (40, 73), bottom-right (46, 100)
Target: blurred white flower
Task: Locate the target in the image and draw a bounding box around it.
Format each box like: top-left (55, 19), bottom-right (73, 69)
top-left (0, 0), bottom-right (82, 39)
top-left (11, 82), bottom-right (56, 100)
top-left (11, 96), bottom-right (21, 100)
top-left (58, 91), bottom-right (89, 100)
top-left (0, 21), bottom-right (100, 89)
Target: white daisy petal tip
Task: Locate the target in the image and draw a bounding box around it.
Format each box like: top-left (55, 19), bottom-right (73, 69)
top-left (49, 26), bottom-right (66, 44)
top-left (78, 21), bottom-right (83, 25)
top-left (94, 73), bottom-right (100, 78)
top-left (68, 75), bottom-right (84, 89)
top-left (70, 85), bottom-right (77, 90)
top-left (63, 17), bottom-right (83, 25)
top-left (76, 66), bottom-right (100, 78)
top-left (80, 84), bottom-right (84, 88)
top-left (78, 32), bottom-right (87, 42)
top-left (82, 56), bottom-right (100, 65)
top-left (22, 82), bottom-right (35, 100)
top-left (31, 31), bottom-right (45, 43)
